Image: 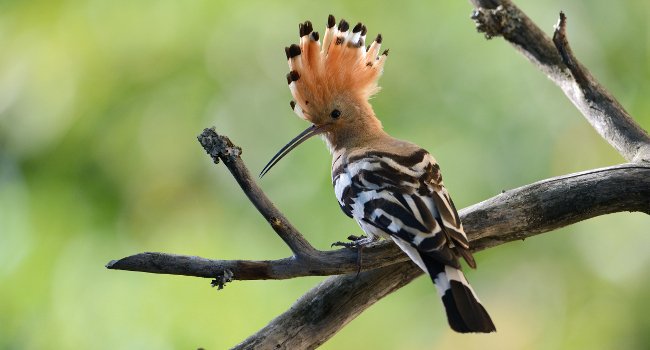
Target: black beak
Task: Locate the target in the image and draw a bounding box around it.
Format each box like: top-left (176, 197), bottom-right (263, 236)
top-left (260, 124), bottom-right (323, 178)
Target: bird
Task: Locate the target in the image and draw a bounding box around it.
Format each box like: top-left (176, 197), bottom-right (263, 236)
top-left (260, 15), bottom-right (496, 333)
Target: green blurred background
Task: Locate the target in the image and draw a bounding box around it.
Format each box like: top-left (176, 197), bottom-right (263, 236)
top-left (1, 0), bottom-right (649, 349)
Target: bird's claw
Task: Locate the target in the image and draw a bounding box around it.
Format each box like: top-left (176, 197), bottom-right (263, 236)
top-left (331, 241), bottom-right (357, 248)
top-left (347, 234), bottom-right (366, 241)
top-left (330, 234), bottom-right (369, 248)
top-left (331, 235), bottom-right (375, 276)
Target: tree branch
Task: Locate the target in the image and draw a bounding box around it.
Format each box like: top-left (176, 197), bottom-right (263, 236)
top-left (106, 244), bottom-right (407, 280)
top-left (470, 1), bottom-right (650, 162)
top-left (234, 261), bottom-right (422, 350)
top-left (196, 129), bottom-right (318, 258)
top-left (465, 163), bottom-right (650, 250)
top-left (107, 163), bottom-right (650, 280)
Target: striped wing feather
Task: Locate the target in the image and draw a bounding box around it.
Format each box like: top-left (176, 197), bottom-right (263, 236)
top-left (334, 149), bottom-right (476, 269)
top-left (431, 187), bottom-right (476, 268)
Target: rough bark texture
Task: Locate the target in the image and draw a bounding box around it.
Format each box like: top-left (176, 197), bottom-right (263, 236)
top-left (466, 164), bottom-right (650, 250)
top-left (106, 244), bottom-right (407, 280)
top-left (234, 262), bottom-right (422, 350)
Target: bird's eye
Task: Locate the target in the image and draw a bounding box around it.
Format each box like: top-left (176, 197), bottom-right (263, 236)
top-left (330, 109), bottom-right (341, 119)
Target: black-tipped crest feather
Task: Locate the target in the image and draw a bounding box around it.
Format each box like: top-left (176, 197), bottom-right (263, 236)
top-left (288, 44), bottom-right (301, 58)
top-left (327, 14), bottom-right (336, 28)
top-left (288, 70), bottom-right (300, 82)
top-left (338, 19), bottom-right (349, 32)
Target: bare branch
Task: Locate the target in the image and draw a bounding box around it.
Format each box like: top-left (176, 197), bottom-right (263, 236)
top-left (465, 163), bottom-right (650, 250)
top-left (106, 245), bottom-right (407, 280)
top-left (470, 0), bottom-right (650, 162)
top-left (107, 163), bottom-right (650, 281)
top-left (197, 128), bottom-right (318, 257)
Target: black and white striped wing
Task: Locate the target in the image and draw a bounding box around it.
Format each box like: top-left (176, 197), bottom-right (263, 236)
top-left (333, 149), bottom-right (495, 333)
top-left (333, 149), bottom-right (474, 268)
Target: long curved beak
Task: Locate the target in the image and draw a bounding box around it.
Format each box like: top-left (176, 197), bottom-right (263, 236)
top-left (259, 124), bottom-right (323, 178)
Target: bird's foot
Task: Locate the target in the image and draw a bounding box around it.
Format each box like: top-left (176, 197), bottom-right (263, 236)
top-left (331, 235), bottom-right (376, 276)
top-left (331, 235), bottom-right (374, 248)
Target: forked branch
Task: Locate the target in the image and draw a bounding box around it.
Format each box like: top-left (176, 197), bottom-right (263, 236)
top-left (470, 0), bottom-right (650, 162)
top-left (196, 130), bottom-right (318, 258)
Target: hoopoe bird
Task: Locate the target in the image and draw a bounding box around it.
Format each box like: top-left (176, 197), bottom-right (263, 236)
top-left (260, 15), bottom-right (496, 333)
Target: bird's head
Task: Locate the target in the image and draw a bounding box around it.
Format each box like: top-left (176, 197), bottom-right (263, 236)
top-left (261, 15), bottom-right (388, 177)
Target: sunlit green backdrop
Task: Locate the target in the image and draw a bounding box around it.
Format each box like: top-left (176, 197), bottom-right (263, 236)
top-left (1, 0), bottom-right (649, 349)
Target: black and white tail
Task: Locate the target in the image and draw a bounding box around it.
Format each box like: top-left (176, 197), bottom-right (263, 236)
top-left (422, 255), bottom-right (496, 333)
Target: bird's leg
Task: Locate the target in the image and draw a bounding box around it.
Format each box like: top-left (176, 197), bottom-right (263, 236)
top-left (331, 235), bottom-right (378, 275)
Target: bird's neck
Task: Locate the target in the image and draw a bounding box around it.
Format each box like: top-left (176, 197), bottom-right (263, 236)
top-left (331, 125), bottom-right (388, 148)
top-left (324, 100), bottom-right (391, 153)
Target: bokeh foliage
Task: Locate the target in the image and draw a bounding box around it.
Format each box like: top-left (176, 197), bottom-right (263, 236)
top-left (1, 0), bottom-right (649, 349)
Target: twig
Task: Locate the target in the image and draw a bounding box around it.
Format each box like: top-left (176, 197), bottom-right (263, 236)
top-left (197, 128), bottom-right (318, 258)
top-left (470, 1), bottom-right (650, 162)
top-left (551, 13), bottom-right (591, 92)
top-left (106, 245), bottom-right (407, 280)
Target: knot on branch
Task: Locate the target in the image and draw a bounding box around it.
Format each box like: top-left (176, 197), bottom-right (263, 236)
top-left (211, 269), bottom-right (234, 290)
top-left (633, 144), bottom-right (650, 163)
top-left (471, 4), bottom-right (521, 39)
top-left (269, 217), bottom-right (285, 230)
top-left (197, 127), bottom-right (242, 164)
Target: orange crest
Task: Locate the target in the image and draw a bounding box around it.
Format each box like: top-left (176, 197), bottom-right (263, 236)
top-left (285, 15), bottom-right (388, 121)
